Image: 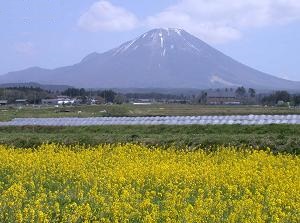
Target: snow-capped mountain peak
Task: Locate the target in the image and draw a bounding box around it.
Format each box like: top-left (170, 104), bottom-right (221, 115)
top-left (109, 28), bottom-right (209, 58)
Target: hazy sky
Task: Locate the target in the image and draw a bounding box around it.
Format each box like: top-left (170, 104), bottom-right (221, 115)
top-left (1, 0), bottom-right (300, 81)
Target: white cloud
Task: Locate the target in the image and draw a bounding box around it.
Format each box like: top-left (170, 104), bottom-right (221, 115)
top-left (14, 41), bottom-right (36, 55)
top-left (78, 0), bottom-right (300, 43)
top-left (78, 1), bottom-right (139, 32)
top-left (146, 0), bottom-right (300, 43)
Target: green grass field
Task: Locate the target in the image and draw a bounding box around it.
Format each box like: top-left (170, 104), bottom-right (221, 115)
top-left (1, 104), bottom-right (300, 121)
top-left (0, 125), bottom-right (299, 154)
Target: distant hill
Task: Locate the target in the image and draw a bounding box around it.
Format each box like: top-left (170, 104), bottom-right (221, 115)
top-left (0, 82), bottom-right (72, 91)
top-left (1, 28), bottom-right (300, 90)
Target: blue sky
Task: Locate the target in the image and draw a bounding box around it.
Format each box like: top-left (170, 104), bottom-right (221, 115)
top-left (1, 0), bottom-right (300, 81)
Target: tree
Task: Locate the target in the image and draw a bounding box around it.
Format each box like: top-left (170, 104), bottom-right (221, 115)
top-left (293, 95), bottom-right (300, 106)
top-left (248, 88), bottom-right (256, 98)
top-left (62, 88), bottom-right (86, 97)
top-left (199, 91), bottom-right (207, 104)
top-left (274, 91), bottom-right (291, 102)
top-left (235, 87), bottom-right (246, 98)
top-left (0, 87), bottom-right (53, 104)
top-left (114, 94), bottom-right (126, 104)
top-left (79, 88), bottom-right (86, 97)
top-left (100, 90), bottom-right (117, 103)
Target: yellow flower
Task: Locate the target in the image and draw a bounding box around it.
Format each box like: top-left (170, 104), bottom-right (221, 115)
top-left (0, 144), bottom-right (298, 222)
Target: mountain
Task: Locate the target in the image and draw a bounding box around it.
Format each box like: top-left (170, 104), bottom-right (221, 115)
top-left (0, 82), bottom-right (72, 91)
top-left (1, 28), bottom-right (299, 90)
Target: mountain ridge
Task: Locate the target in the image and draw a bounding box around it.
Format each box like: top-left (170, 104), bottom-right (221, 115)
top-left (0, 82), bottom-right (72, 91)
top-left (1, 28), bottom-right (299, 90)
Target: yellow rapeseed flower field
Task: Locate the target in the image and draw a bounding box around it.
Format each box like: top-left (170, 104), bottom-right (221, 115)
top-left (0, 144), bottom-right (299, 222)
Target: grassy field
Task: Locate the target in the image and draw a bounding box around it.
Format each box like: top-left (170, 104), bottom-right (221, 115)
top-left (0, 144), bottom-right (299, 222)
top-left (1, 104), bottom-right (300, 121)
top-left (1, 125), bottom-right (299, 154)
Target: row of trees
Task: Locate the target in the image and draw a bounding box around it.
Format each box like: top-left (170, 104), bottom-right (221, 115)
top-left (196, 87), bottom-right (300, 106)
top-left (225, 88), bottom-right (300, 106)
top-left (234, 88), bottom-right (300, 106)
top-left (1, 86), bottom-right (300, 106)
top-left (61, 88), bottom-right (118, 103)
top-left (196, 87), bottom-right (257, 104)
top-left (125, 92), bottom-right (187, 101)
top-left (261, 91), bottom-right (300, 106)
top-left (0, 87), bottom-right (53, 104)
top-left (235, 87), bottom-right (256, 98)
top-left (0, 87), bottom-right (121, 104)
top-left (0, 87), bottom-right (190, 105)
top-left (61, 88), bottom-right (191, 104)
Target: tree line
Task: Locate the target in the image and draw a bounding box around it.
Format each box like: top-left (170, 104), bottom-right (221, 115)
top-left (0, 87), bottom-right (120, 104)
top-left (0, 87), bottom-right (53, 104)
top-left (261, 91), bottom-right (300, 106)
top-left (1, 86), bottom-right (300, 106)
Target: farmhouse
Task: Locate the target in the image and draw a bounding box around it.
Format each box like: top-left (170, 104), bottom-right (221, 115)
top-left (0, 100), bottom-right (8, 106)
top-left (131, 99), bottom-right (154, 105)
top-left (42, 98), bottom-right (76, 106)
top-left (207, 92), bottom-right (240, 105)
top-left (15, 99), bottom-right (28, 105)
top-left (42, 99), bottom-right (60, 105)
